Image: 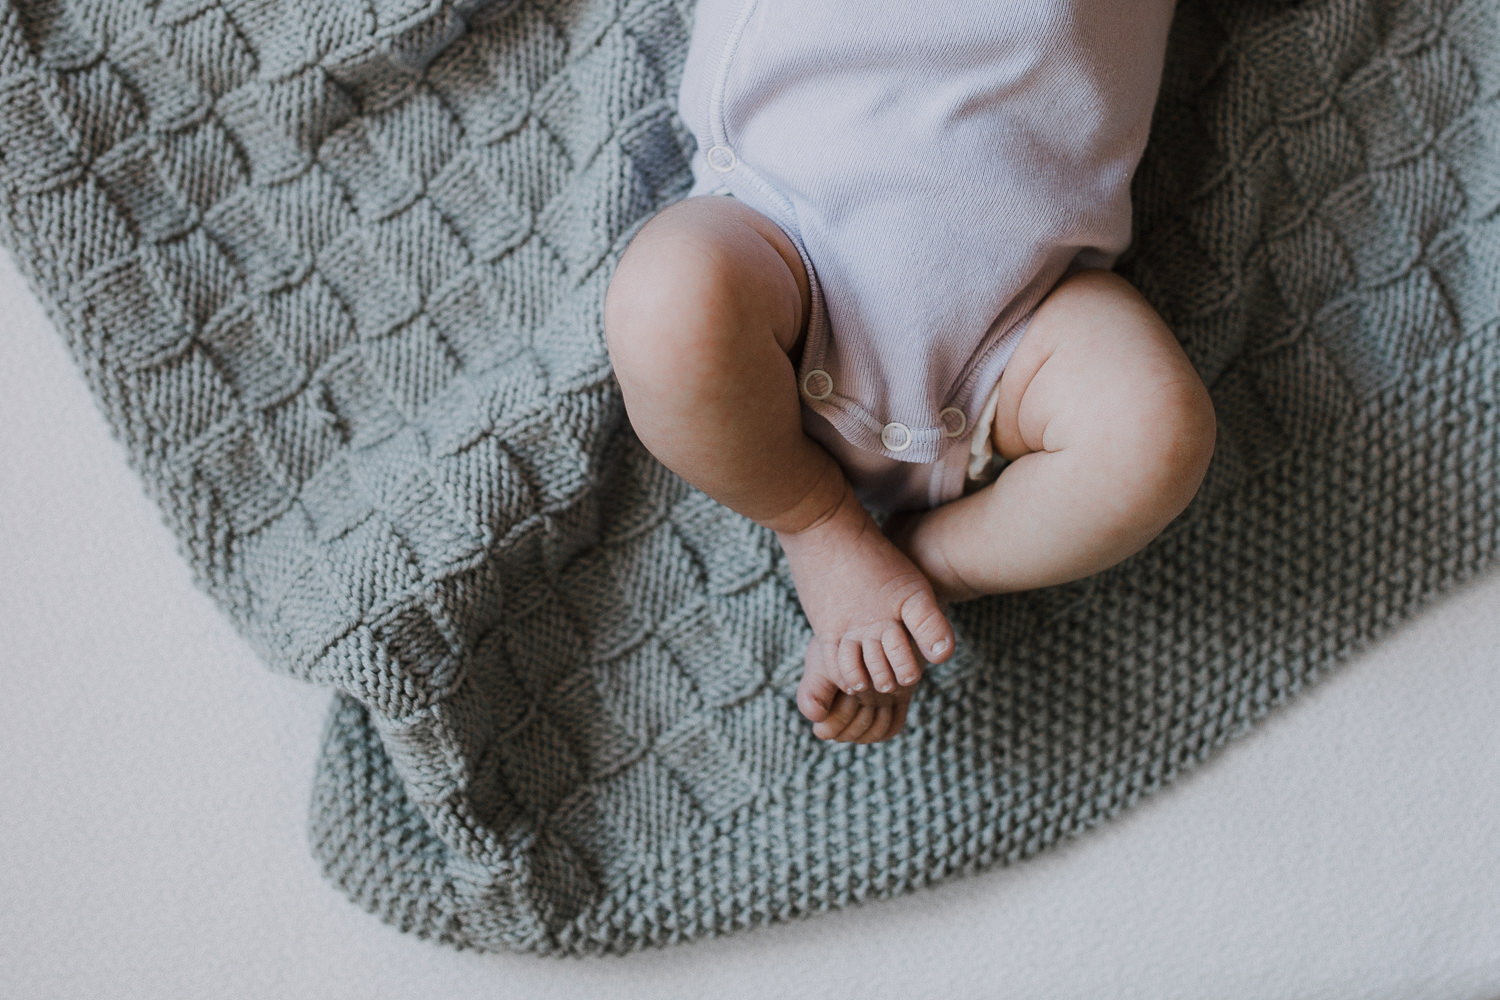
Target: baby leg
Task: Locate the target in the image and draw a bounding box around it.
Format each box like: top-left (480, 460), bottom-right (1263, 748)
top-left (605, 196), bottom-right (955, 743)
top-left (893, 269), bottom-right (1217, 600)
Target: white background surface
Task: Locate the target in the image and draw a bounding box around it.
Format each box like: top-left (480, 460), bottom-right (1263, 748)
top-left (2, 244), bottom-right (1499, 999)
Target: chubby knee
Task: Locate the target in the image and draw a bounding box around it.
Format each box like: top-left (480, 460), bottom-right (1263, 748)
top-left (604, 198), bottom-right (805, 382)
top-left (604, 215), bottom-right (731, 373)
top-left (1015, 269), bottom-right (1217, 521)
top-left (1113, 371), bottom-right (1217, 523)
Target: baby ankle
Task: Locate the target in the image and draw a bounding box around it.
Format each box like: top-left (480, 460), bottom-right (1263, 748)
top-left (765, 460), bottom-right (856, 539)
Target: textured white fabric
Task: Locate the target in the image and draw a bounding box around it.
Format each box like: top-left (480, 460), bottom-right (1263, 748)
top-left (679, 0), bottom-right (1175, 510)
top-left (4, 245), bottom-right (1499, 999)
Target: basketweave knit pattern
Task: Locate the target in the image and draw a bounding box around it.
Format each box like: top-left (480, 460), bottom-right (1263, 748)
top-left (2, 0), bottom-right (1497, 954)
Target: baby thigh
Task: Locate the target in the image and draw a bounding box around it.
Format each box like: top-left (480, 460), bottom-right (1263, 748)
top-left (604, 196), bottom-right (826, 529)
top-left (899, 269), bottom-right (1217, 600)
top-left (987, 269), bottom-right (1217, 576)
top-left (993, 269), bottom-right (1215, 494)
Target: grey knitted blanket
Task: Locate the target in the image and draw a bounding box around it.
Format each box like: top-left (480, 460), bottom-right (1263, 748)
top-left (2, 0), bottom-right (1497, 954)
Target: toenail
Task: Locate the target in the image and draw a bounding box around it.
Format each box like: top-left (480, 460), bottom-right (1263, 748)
top-left (931, 639), bottom-right (948, 655)
top-left (878, 682), bottom-right (892, 692)
top-left (853, 683), bottom-right (865, 692)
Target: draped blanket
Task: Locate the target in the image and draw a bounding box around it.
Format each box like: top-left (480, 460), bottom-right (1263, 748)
top-left (2, 0), bottom-right (1496, 954)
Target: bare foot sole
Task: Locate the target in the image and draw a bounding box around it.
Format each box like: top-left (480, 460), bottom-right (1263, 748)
top-left (782, 485), bottom-right (955, 743)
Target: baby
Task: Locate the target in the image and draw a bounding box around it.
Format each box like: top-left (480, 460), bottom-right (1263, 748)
top-left (604, 0), bottom-right (1215, 744)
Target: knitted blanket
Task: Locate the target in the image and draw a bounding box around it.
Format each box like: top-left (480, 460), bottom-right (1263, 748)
top-left (2, 0), bottom-right (1497, 955)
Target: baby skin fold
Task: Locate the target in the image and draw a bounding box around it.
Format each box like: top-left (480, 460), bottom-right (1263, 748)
top-left (604, 195), bottom-right (1216, 744)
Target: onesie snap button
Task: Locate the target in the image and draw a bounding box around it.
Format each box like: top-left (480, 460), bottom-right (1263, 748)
top-left (881, 421), bottom-right (912, 452)
top-left (706, 144), bottom-right (737, 172)
top-left (802, 369), bottom-right (833, 400)
top-left (939, 406), bottom-right (967, 438)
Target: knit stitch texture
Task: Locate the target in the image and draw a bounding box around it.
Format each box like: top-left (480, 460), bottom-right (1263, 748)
top-left (1, 0), bottom-right (1496, 954)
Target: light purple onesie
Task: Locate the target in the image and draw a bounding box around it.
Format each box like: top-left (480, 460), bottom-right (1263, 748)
top-left (678, 0), bottom-right (1177, 513)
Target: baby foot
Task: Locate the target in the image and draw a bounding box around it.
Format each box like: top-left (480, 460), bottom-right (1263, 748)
top-left (780, 485), bottom-right (955, 742)
top-left (796, 642), bottom-right (917, 742)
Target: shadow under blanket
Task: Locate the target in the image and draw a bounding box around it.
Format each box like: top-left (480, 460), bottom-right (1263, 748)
top-left (1, 0), bottom-right (1497, 954)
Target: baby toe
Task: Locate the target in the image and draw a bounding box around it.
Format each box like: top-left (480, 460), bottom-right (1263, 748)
top-left (854, 703), bottom-right (894, 744)
top-left (900, 589), bottom-right (955, 664)
top-left (812, 691), bottom-right (861, 742)
top-left (837, 637), bottom-right (871, 694)
top-left (882, 626), bottom-right (923, 687)
top-left (888, 696), bottom-right (911, 738)
top-left (862, 638), bottom-right (898, 693)
top-left (834, 699), bottom-right (877, 743)
top-left (796, 667), bottom-right (839, 724)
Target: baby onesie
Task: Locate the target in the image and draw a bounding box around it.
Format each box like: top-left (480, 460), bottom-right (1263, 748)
top-left (677, 0), bottom-right (1177, 512)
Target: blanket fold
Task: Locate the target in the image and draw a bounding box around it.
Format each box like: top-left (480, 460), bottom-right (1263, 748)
top-left (2, 0), bottom-right (1496, 953)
